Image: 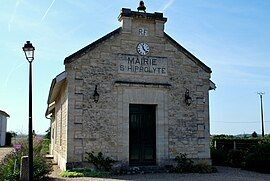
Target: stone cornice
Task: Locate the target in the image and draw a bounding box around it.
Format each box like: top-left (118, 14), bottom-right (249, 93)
top-left (118, 8), bottom-right (167, 22)
top-left (114, 80), bottom-right (171, 87)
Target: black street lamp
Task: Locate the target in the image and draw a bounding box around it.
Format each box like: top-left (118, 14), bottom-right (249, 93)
top-left (23, 41), bottom-right (35, 181)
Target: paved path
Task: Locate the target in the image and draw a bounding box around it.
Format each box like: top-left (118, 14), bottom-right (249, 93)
top-left (47, 166), bottom-right (270, 181)
top-left (0, 147), bottom-right (13, 162)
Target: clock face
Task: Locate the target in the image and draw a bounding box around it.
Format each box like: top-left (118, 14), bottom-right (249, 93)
top-left (137, 42), bottom-right (150, 55)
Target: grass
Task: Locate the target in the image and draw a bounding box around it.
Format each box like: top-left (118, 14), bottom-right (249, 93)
top-left (60, 168), bottom-right (109, 178)
top-left (60, 171), bottom-right (84, 177)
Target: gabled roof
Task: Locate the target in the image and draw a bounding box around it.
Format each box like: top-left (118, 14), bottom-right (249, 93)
top-left (64, 28), bottom-right (121, 64)
top-left (164, 33), bottom-right (212, 73)
top-left (63, 27), bottom-right (211, 74)
top-left (0, 110), bottom-right (10, 118)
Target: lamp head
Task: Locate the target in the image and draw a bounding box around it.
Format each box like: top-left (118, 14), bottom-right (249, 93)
top-left (22, 41), bottom-right (35, 62)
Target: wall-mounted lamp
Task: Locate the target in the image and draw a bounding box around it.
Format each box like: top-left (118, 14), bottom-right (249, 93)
top-left (185, 89), bottom-right (192, 106)
top-left (93, 85), bottom-right (99, 103)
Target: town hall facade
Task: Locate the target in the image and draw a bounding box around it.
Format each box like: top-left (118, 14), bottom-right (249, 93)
top-left (46, 7), bottom-right (215, 170)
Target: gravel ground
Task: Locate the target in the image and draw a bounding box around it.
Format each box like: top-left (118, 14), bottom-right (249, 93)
top-left (2, 149), bottom-right (269, 181)
top-left (0, 147), bottom-right (13, 162)
top-left (47, 165), bottom-right (270, 181)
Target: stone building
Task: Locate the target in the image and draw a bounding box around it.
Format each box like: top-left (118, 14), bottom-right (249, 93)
top-left (0, 110), bottom-right (9, 146)
top-left (46, 7), bottom-right (215, 170)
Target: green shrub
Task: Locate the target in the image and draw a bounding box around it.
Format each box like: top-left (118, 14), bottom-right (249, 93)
top-left (174, 153), bottom-right (194, 173)
top-left (210, 147), bottom-right (228, 166)
top-left (173, 153), bottom-right (216, 174)
top-left (261, 135), bottom-right (270, 144)
top-left (227, 149), bottom-right (245, 167)
top-left (211, 136), bottom-right (260, 152)
top-left (85, 151), bottom-right (116, 171)
top-left (242, 142), bottom-right (270, 173)
top-left (33, 156), bottom-right (52, 180)
top-left (211, 134), bottom-right (270, 172)
top-left (42, 138), bottom-right (50, 154)
top-left (0, 154), bottom-right (20, 181)
top-left (0, 137), bottom-right (52, 180)
top-left (44, 127), bottom-right (51, 140)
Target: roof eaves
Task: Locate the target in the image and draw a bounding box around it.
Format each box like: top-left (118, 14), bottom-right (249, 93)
top-left (47, 71), bottom-right (66, 104)
top-left (0, 110), bottom-right (10, 118)
top-left (47, 78), bottom-right (56, 104)
top-left (164, 33), bottom-right (212, 73)
top-left (64, 27), bottom-right (122, 64)
top-left (209, 80), bottom-right (216, 90)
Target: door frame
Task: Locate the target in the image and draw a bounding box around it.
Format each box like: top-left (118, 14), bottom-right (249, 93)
top-left (116, 88), bottom-right (168, 166)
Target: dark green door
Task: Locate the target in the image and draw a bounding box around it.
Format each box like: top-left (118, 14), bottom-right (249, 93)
top-left (129, 104), bottom-right (156, 165)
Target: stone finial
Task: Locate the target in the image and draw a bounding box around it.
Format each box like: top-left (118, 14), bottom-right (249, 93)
top-left (137, 1), bottom-right (146, 12)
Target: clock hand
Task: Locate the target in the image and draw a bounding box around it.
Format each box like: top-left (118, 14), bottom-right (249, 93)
top-left (142, 45), bottom-right (147, 52)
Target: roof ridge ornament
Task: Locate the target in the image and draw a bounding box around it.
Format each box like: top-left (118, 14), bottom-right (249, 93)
top-left (137, 1), bottom-right (146, 12)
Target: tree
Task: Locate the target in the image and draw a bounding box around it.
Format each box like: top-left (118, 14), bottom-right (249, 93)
top-left (44, 127), bottom-right (51, 140)
top-left (252, 131), bottom-right (258, 138)
top-left (9, 131), bottom-right (17, 138)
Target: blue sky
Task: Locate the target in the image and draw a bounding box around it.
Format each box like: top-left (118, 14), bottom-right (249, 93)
top-left (0, 0), bottom-right (270, 135)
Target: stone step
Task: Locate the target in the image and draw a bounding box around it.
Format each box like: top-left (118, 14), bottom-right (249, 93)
top-left (45, 154), bottom-right (57, 165)
top-left (45, 154), bottom-right (54, 159)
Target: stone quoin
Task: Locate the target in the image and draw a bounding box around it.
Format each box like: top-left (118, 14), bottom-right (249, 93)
top-left (46, 6), bottom-right (216, 170)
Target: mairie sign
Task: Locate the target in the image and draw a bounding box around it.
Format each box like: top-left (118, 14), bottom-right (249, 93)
top-left (118, 54), bottom-right (167, 76)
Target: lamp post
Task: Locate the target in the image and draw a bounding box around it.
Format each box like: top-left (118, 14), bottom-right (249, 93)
top-left (23, 41), bottom-right (35, 180)
top-left (257, 92), bottom-right (265, 137)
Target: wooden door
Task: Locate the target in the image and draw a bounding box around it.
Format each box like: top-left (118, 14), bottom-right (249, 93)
top-left (129, 104), bottom-right (156, 165)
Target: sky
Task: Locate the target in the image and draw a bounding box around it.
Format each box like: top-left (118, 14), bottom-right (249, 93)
top-left (0, 0), bottom-right (270, 135)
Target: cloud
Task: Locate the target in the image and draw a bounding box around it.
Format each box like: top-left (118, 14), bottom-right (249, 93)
top-left (8, 0), bottom-right (22, 32)
top-left (3, 62), bottom-right (25, 89)
top-left (40, 0), bottom-right (56, 24)
top-left (160, 0), bottom-right (175, 12)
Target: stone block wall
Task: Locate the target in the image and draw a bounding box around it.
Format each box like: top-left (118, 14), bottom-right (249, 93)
top-left (51, 82), bottom-right (68, 170)
top-left (62, 10), bottom-right (212, 169)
